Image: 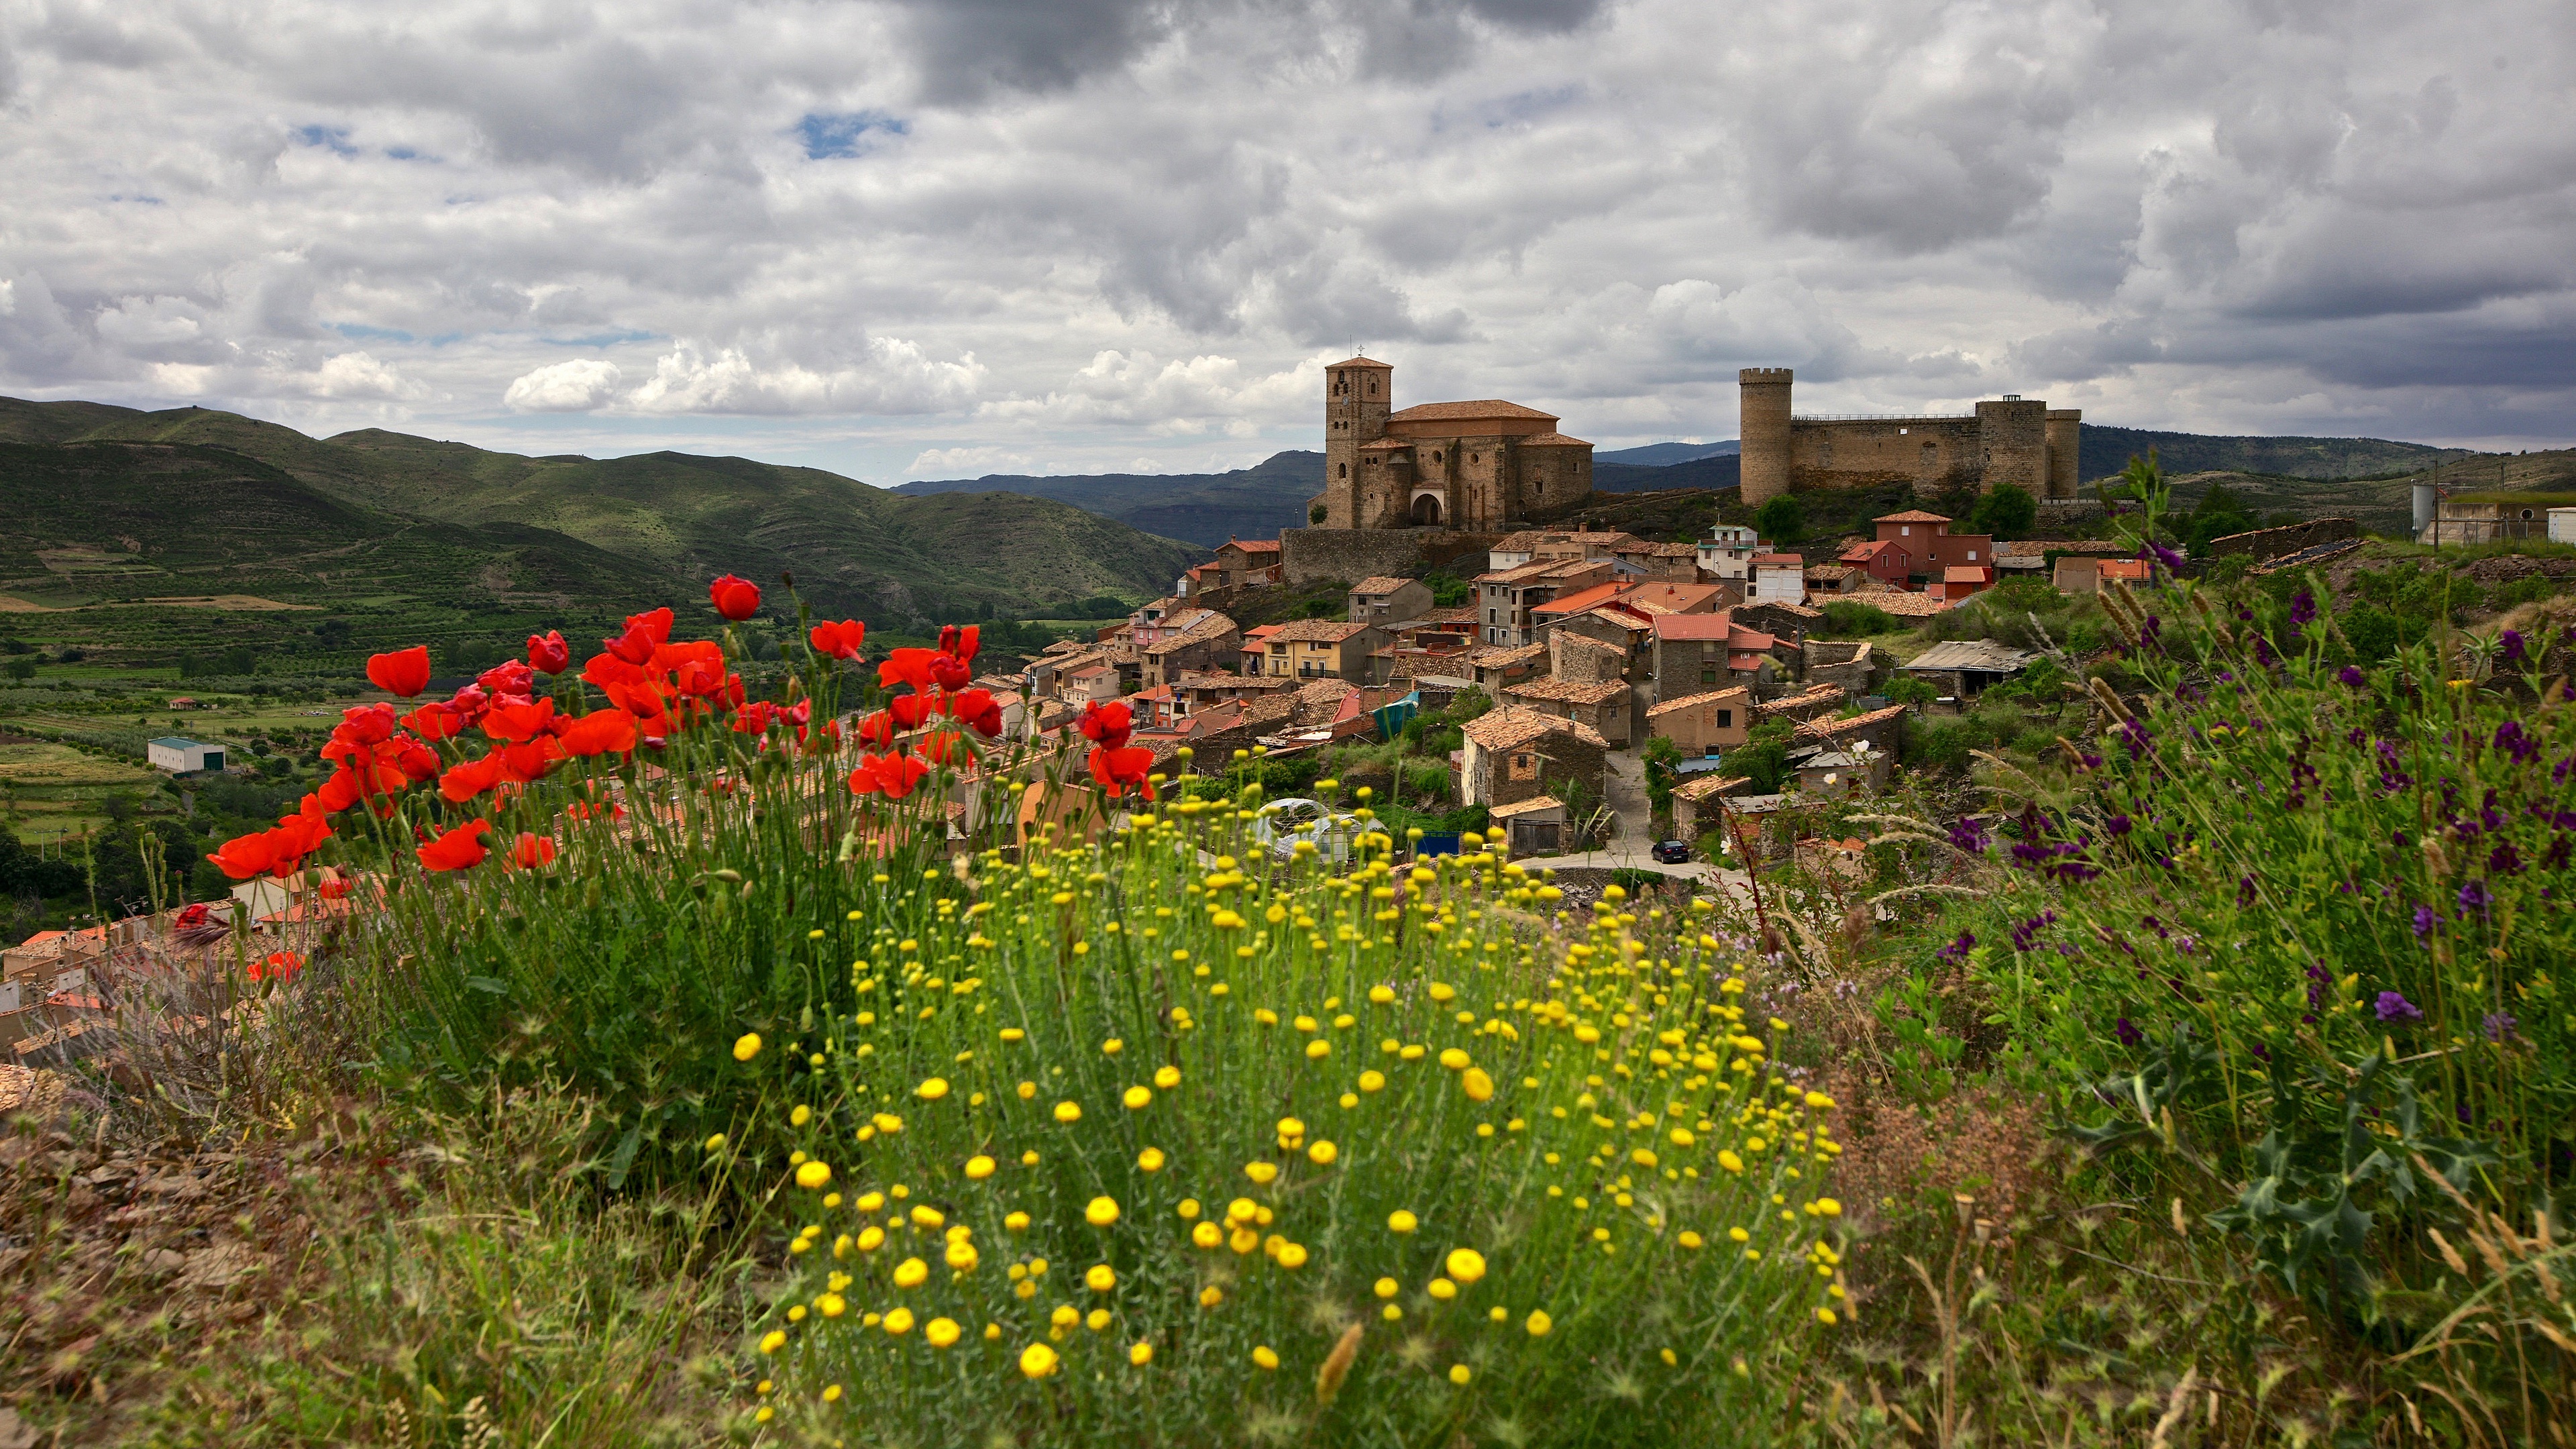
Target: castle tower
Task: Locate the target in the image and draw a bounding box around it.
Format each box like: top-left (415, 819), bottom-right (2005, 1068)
top-left (1974, 395), bottom-right (2049, 495)
top-left (1322, 356), bottom-right (1393, 529)
top-left (2044, 409), bottom-right (2082, 498)
top-left (1737, 368), bottom-right (1793, 508)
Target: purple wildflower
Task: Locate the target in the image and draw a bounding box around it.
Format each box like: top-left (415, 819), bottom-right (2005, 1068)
top-left (2290, 590), bottom-right (2317, 627)
top-left (2546, 836), bottom-right (2571, 872)
top-left (2114, 1017), bottom-right (2143, 1047)
top-left (2253, 635), bottom-right (2278, 668)
top-left (2104, 813), bottom-right (2133, 837)
top-left (2457, 879), bottom-right (2493, 917)
top-left (2412, 904), bottom-right (2439, 939)
top-left (2010, 910), bottom-right (2059, 953)
top-left (1935, 930), bottom-right (1976, 965)
top-left (2339, 665), bottom-right (2366, 688)
top-left (2304, 961), bottom-right (2332, 1009)
top-left (2484, 1012), bottom-right (2518, 1043)
top-left (2489, 842), bottom-right (2524, 876)
top-left (2375, 991), bottom-right (2424, 1024)
top-left (1947, 816), bottom-right (1990, 854)
top-left (2498, 629), bottom-right (2526, 666)
top-left (2493, 720), bottom-right (2538, 765)
top-left (2237, 873), bottom-right (2258, 907)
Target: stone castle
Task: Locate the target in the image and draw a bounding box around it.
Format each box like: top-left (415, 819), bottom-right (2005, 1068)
top-left (1737, 368), bottom-right (2080, 508)
top-left (1311, 356), bottom-right (1594, 531)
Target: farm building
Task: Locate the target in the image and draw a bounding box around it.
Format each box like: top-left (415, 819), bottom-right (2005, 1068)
top-left (146, 737), bottom-right (226, 774)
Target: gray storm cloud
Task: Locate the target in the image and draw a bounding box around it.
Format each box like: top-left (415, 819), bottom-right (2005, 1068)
top-left (0, 0), bottom-right (2569, 477)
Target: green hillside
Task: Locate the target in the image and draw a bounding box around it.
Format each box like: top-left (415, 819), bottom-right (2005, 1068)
top-left (895, 451), bottom-right (1326, 545)
top-left (0, 398), bottom-right (1202, 647)
top-left (2076, 424), bottom-right (2471, 482)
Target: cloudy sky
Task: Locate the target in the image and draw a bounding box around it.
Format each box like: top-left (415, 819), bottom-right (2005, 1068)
top-left (3, 0), bottom-right (2571, 484)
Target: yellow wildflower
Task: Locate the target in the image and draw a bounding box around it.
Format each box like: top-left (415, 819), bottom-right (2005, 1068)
top-left (1252, 1346), bottom-right (1281, 1370)
top-left (1525, 1310), bottom-right (1552, 1336)
top-left (883, 1307), bottom-right (915, 1335)
top-left (1020, 1342), bottom-right (1059, 1379)
top-left (1445, 1248), bottom-right (1487, 1284)
top-left (734, 1033), bottom-right (762, 1062)
top-left (965, 1155), bottom-right (996, 1179)
top-left (916, 1077), bottom-right (950, 1100)
top-left (796, 1161), bottom-right (832, 1190)
top-left (1086, 1195), bottom-right (1121, 1227)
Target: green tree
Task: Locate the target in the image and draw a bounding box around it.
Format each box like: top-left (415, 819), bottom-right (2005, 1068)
top-left (1968, 483), bottom-right (2037, 539)
top-left (1726, 718), bottom-right (1797, 794)
top-left (1754, 493), bottom-right (1805, 543)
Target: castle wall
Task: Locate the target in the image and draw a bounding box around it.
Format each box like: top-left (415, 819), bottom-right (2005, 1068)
top-left (1281, 528), bottom-right (1504, 586)
top-left (1786, 417), bottom-right (1981, 491)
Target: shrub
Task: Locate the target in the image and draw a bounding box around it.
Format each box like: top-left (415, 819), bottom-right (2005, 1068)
top-left (1819, 600), bottom-right (1900, 637)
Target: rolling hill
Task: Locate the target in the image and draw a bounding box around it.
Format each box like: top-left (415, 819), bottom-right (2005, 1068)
top-left (0, 398), bottom-right (1201, 630)
top-left (894, 451), bottom-right (1327, 547)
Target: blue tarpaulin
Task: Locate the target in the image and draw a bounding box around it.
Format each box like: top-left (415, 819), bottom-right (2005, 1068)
top-left (1371, 691), bottom-right (1421, 740)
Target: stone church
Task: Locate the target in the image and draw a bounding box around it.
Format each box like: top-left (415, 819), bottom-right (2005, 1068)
top-left (1310, 356), bottom-right (1594, 531)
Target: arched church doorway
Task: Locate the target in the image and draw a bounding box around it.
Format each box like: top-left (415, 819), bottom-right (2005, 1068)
top-left (1411, 494), bottom-right (1442, 526)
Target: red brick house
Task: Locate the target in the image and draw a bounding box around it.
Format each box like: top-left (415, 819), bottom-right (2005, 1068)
top-left (1872, 511), bottom-right (1992, 582)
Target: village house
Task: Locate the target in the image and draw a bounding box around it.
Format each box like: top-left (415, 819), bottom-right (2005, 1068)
top-left (1872, 511), bottom-right (1992, 584)
top-left (1348, 576), bottom-right (1434, 625)
top-left (1733, 598), bottom-right (1825, 645)
top-left (1462, 642), bottom-right (1546, 692)
top-left (146, 737), bottom-right (226, 774)
top-left (1260, 620), bottom-right (1387, 682)
top-left (1650, 614), bottom-right (1792, 702)
top-left (1548, 629), bottom-right (1631, 686)
top-left (2053, 555), bottom-right (2154, 593)
top-left (1839, 537), bottom-right (1912, 588)
top-left (1695, 524), bottom-right (1764, 586)
top-left (1801, 639), bottom-right (1883, 696)
top-left (1747, 553), bottom-right (1807, 606)
top-left (1210, 538), bottom-right (1283, 586)
top-left (1547, 607), bottom-right (1656, 682)
top-left (1671, 772), bottom-right (1753, 840)
top-left (1901, 640), bottom-right (2037, 704)
top-left (1795, 703), bottom-right (1908, 763)
top-left (1609, 539), bottom-right (1703, 581)
top-left (1804, 563), bottom-right (1860, 596)
top-left (1139, 610), bottom-right (1242, 689)
top-left (1644, 686), bottom-right (1750, 757)
top-left (1501, 676), bottom-right (1632, 748)
top-left (1756, 682), bottom-right (1849, 727)
top-left (1458, 707), bottom-right (1609, 811)
top-left (1474, 557), bottom-right (1612, 647)
top-left (1486, 529), bottom-right (1641, 572)
top-left (1485, 795), bottom-right (1570, 853)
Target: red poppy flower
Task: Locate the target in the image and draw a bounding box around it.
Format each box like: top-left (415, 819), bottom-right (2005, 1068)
top-left (800, 717), bottom-right (843, 755)
top-left (325, 704), bottom-right (398, 757)
top-left (941, 688), bottom-right (1002, 739)
top-left (497, 736), bottom-right (566, 784)
top-left (394, 739), bottom-right (442, 784)
top-left (316, 765), bottom-right (367, 813)
top-left (482, 697), bottom-right (558, 743)
top-left (478, 658), bottom-right (537, 702)
top-left (1079, 700), bottom-right (1134, 751)
top-left (366, 645), bottom-right (433, 698)
top-left (847, 752), bottom-right (930, 800)
top-left (856, 710), bottom-right (895, 748)
top-left (920, 731), bottom-right (976, 767)
top-left (879, 648), bottom-right (939, 692)
top-left (527, 629), bottom-right (572, 675)
top-left (401, 701), bottom-right (465, 741)
top-left (709, 574), bottom-right (762, 621)
top-left (439, 751), bottom-right (508, 804)
top-left (248, 951), bottom-right (305, 984)
top-left (938, 623), bottom-right (981, 666)
top-left (506, 832), bottom-right (559, 869)
top-left (175, 902), bottom-right (211, 928)
top-left (317, 873), bottom-right (355, 900)
top-left (890, 693), bottom-right (934, 731)
top-left (207, 830), bottom-right (282, 880)
top-left (603, 606), bottom-right (674, 665)
top-left (1088, 744), bottom-right (1156, 800)
top-left (733, 701), bottom-right (777, 735)
top-left (417, 818), bottom-right (493, 871)
top-left (558, 708), bottom-right (640, 757)
top-left (929, 654), bottom-right (971, 692)
top-left (810, 619), bottom-right (866, 659)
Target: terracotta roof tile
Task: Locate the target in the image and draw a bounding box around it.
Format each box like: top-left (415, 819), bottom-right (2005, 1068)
top-left (1874, 509), bottom-right (1953, 524)
top-left (1386, 399), bottom-right (1558, 423)
top-left (1351, 577), bottom-right (1415, 594)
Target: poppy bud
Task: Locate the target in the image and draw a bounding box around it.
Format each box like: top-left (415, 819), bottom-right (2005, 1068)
top-left (527, 630), bottom-right (571, 675)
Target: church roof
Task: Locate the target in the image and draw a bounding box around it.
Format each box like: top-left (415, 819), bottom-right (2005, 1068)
top-left (1326, 356), bottom-right (1393, 370)
top-left (1517, 431), bottom-right (1591, 447)
top-left (1386, 399), bottom-right (1558, 423)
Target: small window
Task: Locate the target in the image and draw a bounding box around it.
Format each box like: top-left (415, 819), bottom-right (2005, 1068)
top-left (1716, 709), bottom-right (1732, 727)
top-left (1470, 452), bottom-right (1479, 463)
top-left (1337, 463), bottom-right (1348, 479)
top-left (1901, 525), bottom-right (1911, 537)
top-left (1432, 451), bottom-right (1443, 464)
top-left (1701, 667), bottom-right (1717, 685)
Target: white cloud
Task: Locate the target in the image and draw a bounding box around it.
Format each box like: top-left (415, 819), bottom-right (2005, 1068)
top-left (907, 445), bottom-right (1036, 476)
top-left (625, 339), bottom-right (984, 416)
top-left (981, 350), bottom-right (1320, 435)
top-left (504, 358), bottom-right (624, 411)
top-left (309, 350), bottom-right (423, 400)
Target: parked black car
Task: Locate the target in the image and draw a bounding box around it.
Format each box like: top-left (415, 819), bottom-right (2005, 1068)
top-left (1650, 839), bottom-right (1692, 864)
